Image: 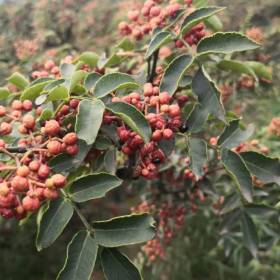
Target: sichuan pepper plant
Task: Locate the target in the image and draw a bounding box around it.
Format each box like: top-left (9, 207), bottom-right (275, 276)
top-left (0, 0), bottom-right (279, 279)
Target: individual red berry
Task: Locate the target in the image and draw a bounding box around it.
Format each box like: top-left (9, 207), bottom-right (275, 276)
top-left (29, 160), bottom-right (40, 171)
top-left (128, 10), bottom-right (139, 21)
top-left (11, 176), bottom-right (29, 192)
top-left (0, 139), bottom-right (6, 148)
top-left (122, 146), bottom-right (132, 155)
top-left (11, 110), bottom-right (21, 118)
top-left (159, 92), bottom-right (171, 104)
top-left (69, 99), bottom-right (80, 109)
top-left (0, 105), bottom-right (6, 117)
top-left (112, 96), bottom-right (121, 102)
top-left (168, 104), bottom-right (180, 117)
top-left (141, 168), bottom-right (150, 177)
top-left (0, 182), bottom-right (9, 197)
top-left (59, 105), bottom-right (70, 115)
top-left (47, 140), bottom-right (62, 155)
top-left (44, 60), bottom-right (55, 70)
top-left (11, 100), bottom-right (22, 110)
top-left (45, 178), bottom-right (54, 189)
top-left (38, 164), bottom-right (50, 178)
top-left (52, 174), bottom-right (66, 188)
top-left (22, 196), bottom-right (40, 212)
top-left (175, 40), bottom-right (184, 48)
top-left (144, 83), bottom-right (154, 97)
top-left (0, 122), bottom-right (12, 135)
top-left (44, 120), bottom-right (60, 136)
top-left (63, 132), bottom-right (78, 145)
top-left (16, 166), bottom-right (30, 177)
top-left (150, 96), bottom-right (159, 106)
top-left (152, 130), bottom-right (162, 141)
top-left (22, 100), bottom-right (33, 111)
top-left (43, 188), bottom-right (59, 200)
top-left (36, 106), bottom-right (43, 116)
top-left (22, 114), bottom-right (36, 129)
top-left (65, 144), bottom-right (79, 155)
top-left (150, 6), bottom-right (161, 17)
top-left (160, 104), bottom-right (169, 113)
top-left (162, 128), bottom-right (173, 139)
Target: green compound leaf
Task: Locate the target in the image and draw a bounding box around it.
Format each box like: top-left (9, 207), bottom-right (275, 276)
top-left (93, 213), bottom-right (156, 247)
top-left (75, 99), bottom-right (105, 145)
top-left (57, 231), bottom-right (98, 280)
top-left (101, 248), bottom-right (142, 280)
top-left (159, 54), bottom-right (193, 96)
top-left (70, 173), bottom-right (123, 203)
top-left (94, 73), bottom-right (139, 99)
top-left (221, 149), bottom-right (253, 203)
top-left (145, 31), bottom-right (172, 59)
top-left (36, 199), bottom-right (74, 251)
top-left (197, 32), bottom-right (260, 56)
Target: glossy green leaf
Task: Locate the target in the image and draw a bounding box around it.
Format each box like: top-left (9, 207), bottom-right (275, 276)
top-left (192, 67), bottom-right (226, 123)
top-left (145, 31), bottom-right (172, 59)
top-left (187, 104), bottom-right (208, 132)
top-left (188, 138), bottom-right (208, 178)
top-left (0, 87), bottom-right (10, 100)
top-left (205, 15), bottom-right (223, 31)
top-left (93, 213), bottom-right (155, 247)
top-left (98, 53), bottom-right (122, 69)
top-left (44, 79), bottom-right (65, 91)
top-left (78, 51), bottom-right (99, 67)
top-left (116, 37), bottom-right (135, 51)
top-left (69, 70), bottom-right (87, 92)
top-left (57, 231), bottom-right (98, 280)
top-left (159, 54), bottom-right (193, 96)
top-left (218, 120), bottom-right (255, 149)
top-left (181, 6), bottom-right (225, 34)
top-left (240, 152), bottom-right (280, 185)
top-left (84, 72), bottom-right (101, 91)
top-left (94, 73), bottom-right (139, 99)
top-left (245, 61), bottom-right (273, 81)
top-left (217, 59), bottom-right (257, 79)
top-left (106, 101), bottom-right (151, 143)
top-left (70, 173), bottom-right (122, 203)
top-left (75, 99), bottom-right (105, 145)
top-left (36, 199), bottom-right (74, 251)
top-left (48, 85), bottom-right (69, 101)
top-left (21, 80), bottom-right (52, 101)
top-left (39, 109), bottom-right (53, 121)
top-left (221, 149), bottom-right (253, 203)
top-left (101, 248), bottom-right (142, 280)
top-left (241, 211), bottom-right (258, 258)
top-left (60, 63), bottom-right (75, 79)
top-left (197, 32), bottom-right (260, 56)
top-left (7, 72), bottom-right (29, 90)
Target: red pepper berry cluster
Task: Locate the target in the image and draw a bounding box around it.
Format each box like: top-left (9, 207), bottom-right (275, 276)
top-left (133, 200), bottom-right (186, 261)
top-left (175, 22), bottom-right (206, 48)
top-left (104, 83), bottom-right (188, 179)
top-left (118, 0), bottom-right (206, 48)
top-left (0, 99), bottom-right (79, 220)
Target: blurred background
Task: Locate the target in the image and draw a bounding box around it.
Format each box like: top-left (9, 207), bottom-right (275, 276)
top-left (0, 0), bottom-right (279, 279)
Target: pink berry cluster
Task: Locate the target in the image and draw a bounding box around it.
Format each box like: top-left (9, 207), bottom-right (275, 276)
top-left (104, 83), bottom-right (189, 179)
top-left (0, 99), bottom-right (79, 220)
top-left (133, 200), bottom-right (186, 261)
top-left (118, 0), bottom-right (206, 48)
